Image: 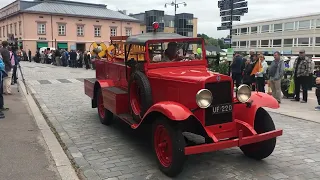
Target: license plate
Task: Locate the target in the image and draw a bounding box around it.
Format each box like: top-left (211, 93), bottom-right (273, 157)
top-left (212, 103), bottom-right (233, 114)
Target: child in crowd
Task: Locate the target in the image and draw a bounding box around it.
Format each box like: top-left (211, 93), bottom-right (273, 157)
top-left (316, 76), bottom-right (320, 111)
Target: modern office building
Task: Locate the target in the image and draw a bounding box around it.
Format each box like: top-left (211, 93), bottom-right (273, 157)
top-left (130, 10), bottom-right (198, 38)
top-left (0, 0), bottom-right (140, 53)
top-left (231, 13), bottom-right (320, 57)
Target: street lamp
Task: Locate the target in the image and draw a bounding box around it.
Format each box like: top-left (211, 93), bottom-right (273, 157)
top-left (164, 0), bottom-right (187, 33)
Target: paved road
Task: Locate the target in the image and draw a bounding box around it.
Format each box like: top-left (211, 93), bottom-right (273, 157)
top-left (0, 86), bottom-right (60, 180)
top-left (20, 62), bottom-right (320, 180)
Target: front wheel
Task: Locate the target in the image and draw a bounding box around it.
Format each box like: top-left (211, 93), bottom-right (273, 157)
top-left (152, 118), bottom-right (186, 177)
top-left (96, 88), bottom-right (113, 125)
top-left (240, 108), bottom-right (276, 160)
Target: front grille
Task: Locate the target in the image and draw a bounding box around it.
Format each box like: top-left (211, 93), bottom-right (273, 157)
top-left (205, 81), bottom-right (233, 126)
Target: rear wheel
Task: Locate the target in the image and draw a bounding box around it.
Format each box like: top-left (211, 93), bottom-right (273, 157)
top-left (240, 108), bottom-right (276, 160)
top-left (97, 89), bottom-right (113, 125)
top-left (152, 118), bottom-right (186, 177)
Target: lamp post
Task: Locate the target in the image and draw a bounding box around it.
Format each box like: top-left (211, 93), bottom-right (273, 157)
top-left (164, 0), bottom-right (187, 33)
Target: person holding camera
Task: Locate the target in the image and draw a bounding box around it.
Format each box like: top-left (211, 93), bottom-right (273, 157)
top-left (0, 41), bottom-right (10, 111)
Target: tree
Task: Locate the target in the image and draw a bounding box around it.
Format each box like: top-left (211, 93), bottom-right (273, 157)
top-left (197, 33), bottom-right (229, 49)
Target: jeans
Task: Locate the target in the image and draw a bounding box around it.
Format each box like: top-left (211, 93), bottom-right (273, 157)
top-left (0, 75), bottom-right (4, 109)
top-left (232, 73), bottom-right (242, 88)
top-left (316, 88), bottom-right (320, 105)
top-left (294, 76), bottom-right (308, 102)
top-left (12, 65), bottom-right (17, 83)
top-left (256, 77), bottom-right (265, 93)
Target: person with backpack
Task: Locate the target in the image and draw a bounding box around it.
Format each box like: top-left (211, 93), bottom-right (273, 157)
top-left (231, 52), bottom-right (244, 88)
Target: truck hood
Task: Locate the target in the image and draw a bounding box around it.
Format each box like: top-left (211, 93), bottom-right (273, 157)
top-left (147, 66), bottom-right (228, 83)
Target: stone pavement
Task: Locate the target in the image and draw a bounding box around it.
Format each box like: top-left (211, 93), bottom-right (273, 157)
top-left (0, 86), bottom-right (61, 180)
top-left (20, 61), bottom-right (320, 180)
top-left (265, 89), bottom-right (319, 123)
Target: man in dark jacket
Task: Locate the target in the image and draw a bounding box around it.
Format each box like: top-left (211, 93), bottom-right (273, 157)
top-left (69, 50), bottom-right (77, 68)
top-left (231, 52), bottom-right (244, 88)
top-left (292, 49), bottom-right (312, 103)
top-left (28, 49), bottom-right (32, 62)
top-left (315, 76), bottom-right (320, 111)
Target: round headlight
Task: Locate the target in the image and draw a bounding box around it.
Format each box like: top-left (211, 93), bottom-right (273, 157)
top-left (237, 84), bottom-right (252, 103)
top-left (196, 89), bottom-right (213, 108)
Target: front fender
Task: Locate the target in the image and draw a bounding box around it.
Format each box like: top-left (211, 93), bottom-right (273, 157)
top-left (234, 92), bottom-right (279, 126)
top-left (142, 101), bottom-right (193, 121)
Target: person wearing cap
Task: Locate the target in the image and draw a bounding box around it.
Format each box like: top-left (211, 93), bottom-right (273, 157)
top-left (292, 49), bottom-right (312, 103)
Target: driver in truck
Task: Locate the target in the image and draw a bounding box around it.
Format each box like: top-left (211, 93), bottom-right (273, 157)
top-left (153, 42), bottom-right (179, 62)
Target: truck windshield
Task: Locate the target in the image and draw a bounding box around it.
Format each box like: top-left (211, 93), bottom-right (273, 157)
top-left (148, 40), bottom-right (202, 63)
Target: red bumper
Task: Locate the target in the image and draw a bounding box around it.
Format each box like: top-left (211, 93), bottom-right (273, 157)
top-left (184, 129), bottom-right (283, 155)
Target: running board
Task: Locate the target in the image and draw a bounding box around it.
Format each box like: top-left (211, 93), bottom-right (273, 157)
top-left (118, 113), bottom-right (138, 129)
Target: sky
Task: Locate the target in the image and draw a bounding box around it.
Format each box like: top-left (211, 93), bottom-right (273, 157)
top-left (2, 0), bottom-right (320, 38)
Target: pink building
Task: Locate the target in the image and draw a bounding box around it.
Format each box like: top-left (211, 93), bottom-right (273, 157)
top-left (0, 0), bottom-right (140, 54)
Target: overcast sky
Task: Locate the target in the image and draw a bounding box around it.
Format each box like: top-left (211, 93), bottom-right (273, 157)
top-left (2, 0), bottom-right (320, 38)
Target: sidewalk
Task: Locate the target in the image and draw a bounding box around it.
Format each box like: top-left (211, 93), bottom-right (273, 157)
top-left (265, 87), bottom-right (320, 123)
top-left (0, 86), bottom-right (61, 180)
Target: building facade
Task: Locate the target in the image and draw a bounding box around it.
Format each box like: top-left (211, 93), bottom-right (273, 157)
top-left (231, 13), bottom-right (320, 57)
top-left (130, 10), bottom-right (198, 37)
top-left (0, 0), bottom-right (140, 54)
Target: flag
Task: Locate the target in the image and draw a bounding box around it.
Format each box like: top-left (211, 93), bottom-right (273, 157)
top-left (251, 59), bottom-right (262, 76)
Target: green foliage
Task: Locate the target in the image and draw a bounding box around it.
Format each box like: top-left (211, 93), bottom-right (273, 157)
top-left (197, 33), bottom-right (229, 49)
top-left (207, 57), bottom-right (229, 75)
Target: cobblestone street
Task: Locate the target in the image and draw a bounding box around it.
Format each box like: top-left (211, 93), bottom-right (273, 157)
top-left (20, 62), bottom-right (320, 180)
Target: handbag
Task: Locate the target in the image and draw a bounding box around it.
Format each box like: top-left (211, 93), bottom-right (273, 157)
top-left (288, 77), bottom-right (295, 94)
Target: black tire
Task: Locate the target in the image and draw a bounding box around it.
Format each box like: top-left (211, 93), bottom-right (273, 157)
top-left (96, 89), bottom-right (113, 125)
top-left (152, 118), bottom-right (186, 177)
top-left (128, 71), bottom-right (153, 120)
top-left (240, 108), bottom-right (276, 160)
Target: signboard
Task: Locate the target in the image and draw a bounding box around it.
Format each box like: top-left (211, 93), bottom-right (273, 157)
top-left (70, 45), bottom-right (76, 50)
top-left (227, 48), bottom-right (234, 61)
top-left (221, 16), bottom-right (240, 22)
top-left (224, 38), bottom-right (232, 44)
top-left (220, 1), bottom-right (248, 11)
top-left (222, 22), bottom-right (232, 27)
top-left (220, 8), bottom-right (248, 16)
top-left (218, 0), bottom-right (245, 8)
top-left (217, 26), bottom-right (231, 30)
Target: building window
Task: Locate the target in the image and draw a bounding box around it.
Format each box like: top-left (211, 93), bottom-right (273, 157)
top-left (94, 26), bottom-right (101, 37)
top-left (273, 39), bottom-right (282, 47)
top-left (77, 26), bottom-right (84, 36)
top-left (37, 23), bottom-right (46, 35)
top-left (260, 25), bottom-right (269, 33)
top-left (187, 19), bottom-right (193, 25)
top-left (298, 20), bottom-right (310, 29)
top-left (251, 26), bottom-right (257, 34)
top-left (14, 23), bottom-right (17, 35)
top-left (315, 37), bottom-right (320, 46)
top-left (232, 41), bottom-right (238, 47)
top-left (169, 20), bottom-right (174, 28)
top-left (240, 41), bottom-right (247, 47)
top-left (315, 20), bottom-right (320, 28)
top-left (284, 22), bottom-right (294, 31)
top-left (250, 40), bottom-right (257, 47)
top-left (110, 27), bottom-right (117, 36)
top-left (283, 39), bottom-right (293, 47)
top-left (260, 40), bottom-right (269, 47)
top-left (58, 24), bottom-right (66, 36)
top-left (187, 31), bottom-right (193, 37)
top-left (240, 28), bottom-right (248, 34)
top-left (296, 37), bottom-right (310, 46)
top-left (232, 29), bottom-right (238, 35)
top-left (273, 23), bottom-right (283, 32)
top-left (125, 28), bottom-right (132, 36)
top-left (19, 21), bottom-right (21, 35)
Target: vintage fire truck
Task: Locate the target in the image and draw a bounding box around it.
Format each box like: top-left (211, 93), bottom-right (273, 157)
top-left (84, 22), bottom-right (283, 177)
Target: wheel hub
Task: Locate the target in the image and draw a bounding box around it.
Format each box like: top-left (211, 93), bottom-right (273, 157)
top-left (154, 125), bottom-right (172, 168)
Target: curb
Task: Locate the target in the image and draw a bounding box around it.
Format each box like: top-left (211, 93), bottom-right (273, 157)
top-left (19, 80), bottom-right (81, 180)
top-left (268, 110), bottom-right (320, 124)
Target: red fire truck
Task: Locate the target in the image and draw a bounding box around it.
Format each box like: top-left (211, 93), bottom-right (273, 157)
top-left (84, 22), bottom-right (283, 177)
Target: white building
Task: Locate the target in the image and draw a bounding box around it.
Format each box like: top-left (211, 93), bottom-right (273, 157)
top-left (231, 13), bottom-right (320, 57)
